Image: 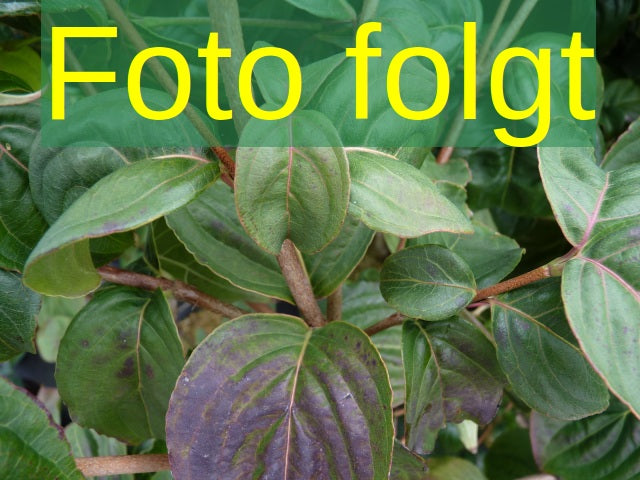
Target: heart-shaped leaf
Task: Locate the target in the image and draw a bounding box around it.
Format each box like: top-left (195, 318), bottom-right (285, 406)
top-left (491, 278), bottom-right (609, 420)
top-left (0, 377), bottom-right (83, 479)
top-left (235, 111), bottom-right (350, 255)
top-left (23, 157), bottom-right (218, 297)
top-left (56, 287), bottom-right (185, 444)
top-left (403, 317), bottom-right (503, 454)
top-left (166, 315), bottom-right (393, 479)
top-left (381, 245), bottom-right (476, 321)
top-left (0, 269), bottom-right (39, 361)
top-left (0, 103), bottom-right (48, 271)
top-left (531, 401), bottom-right (640, 480)
top-left (348, 149), bottom-right (472, 238)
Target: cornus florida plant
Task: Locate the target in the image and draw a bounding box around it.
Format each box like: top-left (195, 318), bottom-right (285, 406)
top-left (1, 0), bottom-right (639, 480)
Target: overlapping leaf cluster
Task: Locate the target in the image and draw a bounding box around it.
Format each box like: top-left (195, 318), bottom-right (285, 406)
top-left (1, 0), bottom-right (639, 479)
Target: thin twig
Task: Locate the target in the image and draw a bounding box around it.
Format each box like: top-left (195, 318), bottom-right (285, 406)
top-left (76, 454), bottom-right (170, 476)
top-left (277, 240), bottom-right (326, 328)
top-left (473, 266), bottom-right (551, 302)
top-left (98, 266), bottom-right (247, 319)
top-left (327, 287), bottom-right (343, 322)
top-left (365, 313), bottom-right (405, 336)
top-left (396, 238), bottom-right (407, 252)
top-left (436, 146), bottom-right (455, 165)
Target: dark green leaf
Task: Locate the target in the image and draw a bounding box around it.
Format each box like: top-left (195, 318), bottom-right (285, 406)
top-left (491, 278), bottom-right (609, 419)
top-left (531, 401), bottom-right (640, 480)
top-left (602, 117), bottom-right (640, 171)
top-left (235, 111), bottom-right (350, 255)
top-left (348, 149), bottom-right (472, 237)
top-left (0, 377), bottom-right (83, 480)
top-left (23, 157), bottom-right (218, 297)
top-left (484, 428), bottom-right (538, 480)
top-left (0, 269), bottom-right (39, 361)
top-left (408, 222), bottom-right (523, 289)
top-left (426, 457), bottom-right (487, 480)
top-left (403, 317), bottom-right (503, 453)
top-left (381, 245), bottom-right (476, 321)
top-left (152, 218), bottom-right (257, 303)
top-left (0, 103), bottom-right (48, 271)
top-left (166, 315), bottom-right (393, 479)
top-left (389, 441), bottom-right (429, 480)
top-left (56, 287), bottom-right (185, 444)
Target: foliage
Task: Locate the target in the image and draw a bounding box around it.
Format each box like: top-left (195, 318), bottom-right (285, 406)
top-left (1, 0), bottom-right (639, 479)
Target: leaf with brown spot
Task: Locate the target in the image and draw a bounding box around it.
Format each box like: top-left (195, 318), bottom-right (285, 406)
top-left (56, 286), bottom-right (184, 444)
top-left (166, 314), bottom-right (393, 479)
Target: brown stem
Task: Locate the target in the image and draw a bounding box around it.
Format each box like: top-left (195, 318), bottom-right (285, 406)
top-left (365, 313), bottom-right (405, 336)
top-left (396, 237), bottom-right (407, 252)
top-left (212, 146), bottom-right (236, 180)
top-left (76, 454), bottom-right (170, 476)
top-left (473, 266), bottom-right (551, 302)
top-left (98, 266), bottom-right (247, 319)
top-left (277, 240), bottom-right (326, 328)
top-left (436, 146), bottom-right (455, 165)
top-left (327, 287), bottom-right (343, 322)
top-left (247, 302), bottom-right (275, 314)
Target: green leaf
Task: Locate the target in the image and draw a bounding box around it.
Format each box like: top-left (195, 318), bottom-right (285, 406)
top-left (402, 317), bottom-right (503, 454)
top-left (0, 269), bottom-right (39, 361)
top-left (152, 218), bottom-right (257, 303)
top-left (284, 0), bottom-right (356, 21)
top-left (427, 457), bottom-right (487, 480)
top-left (491, 278), bottom-right (609, 420)
top-left (0, 377), bottom-right (83, 480)
top-left (166, 182), bottom-right (291, 302)
top-left (539, 136), bottom-right (640, 247)
top-left (235, 111), bottom-right (350, 255)
top-left (531, 401), bottom-right (640, 480)
top-left (23, 157), bottom-right (218, 297)
top-left (0, 45), bottom-right (40, 92)
top-left (0, 103), bottom-right (48, 271)
top-left (56, 287), bottom-right (185, 444)
top-left (304, 213), bottom-right (375, 299)
top-left (381, 245), bottom-right (476, 321)
top-left (64, 424), bottom-right (131, 480)
top-left (602, 117), bottom-right (640, 171)
top-left (342, 280), bottom-right (405, 406)
top-left (408, 222), bottom-right (523, 289)
top-left (484, 428), bottom-right (538, 480)
top-left (166, 315), bottom-right (393, 479)
top-left (389, 441), bottom-right (429, 480)
top-left (348, 149), bottom-right (472, 238)
top-left (562, 221), bottom-right (640, 418)
top-left (36, 296), bottom-right (85, 363)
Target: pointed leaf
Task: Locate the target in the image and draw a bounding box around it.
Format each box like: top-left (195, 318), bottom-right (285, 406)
top-left (531, 402), bottom-right (640, 480)
top-left (56, 287), bottom-right (185, 444)
top-left (539, 136), bottom-right (640, 247)
top-left (381, 245), bottom-right (476, 321)
top-left (235, 111), bottom-right (350, 255)
top-left (0, 269), bottom-right (39, 361)
top-left (23, 157), bottom-right (218, 297)
top-left (491, 278), bottom-right (609, 420)
top-left (403, 317), bottom-right (503, 454)
top-left (348, 149), bottom-right (472, 238)
top-left (166, 315), bottom-right (393, 479)
top-left (0, 377), bottom-right (83, 480)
